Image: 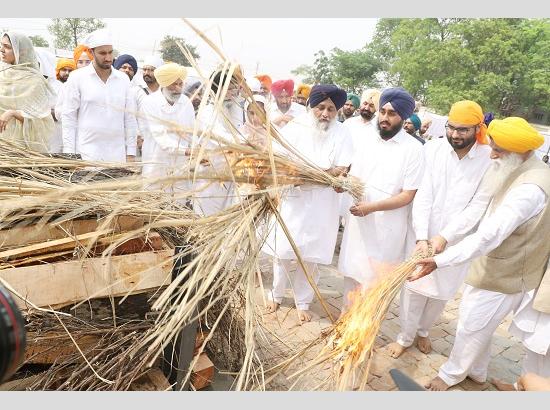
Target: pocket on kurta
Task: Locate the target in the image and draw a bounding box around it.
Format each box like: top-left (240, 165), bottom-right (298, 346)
top-left (460, 290), bottom-right (508, 332)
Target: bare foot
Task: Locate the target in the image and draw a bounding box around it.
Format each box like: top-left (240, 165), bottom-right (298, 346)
top-left (298, 309), bottom-right (312, 322)
top-left (387, 342), bottom-right (407, 358)
top-left (425, 376), bottom-right (450, 391)
top-left (266, 301), bottom-right (280, 313)
top-left (490, 378), bottom-right (515, 391)
top-left (417, 336), bottom-right (432, 354)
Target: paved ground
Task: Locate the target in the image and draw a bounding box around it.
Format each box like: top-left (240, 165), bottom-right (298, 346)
top-left (255, 235), bottom-right (523, 391)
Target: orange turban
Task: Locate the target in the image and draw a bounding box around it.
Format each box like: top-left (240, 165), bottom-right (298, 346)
top-left (296, 84), bottom-right (311, 99)
top-left (488, 117), bottom-right (544, 154)
top-left (448, 100), bottom-right (488, 144)
top-left (255, 74), bottom-right (272, 90)
top-left (73, 45), bottom-right (93, 64)
top-left (55, 58), bottom-right (76, 80)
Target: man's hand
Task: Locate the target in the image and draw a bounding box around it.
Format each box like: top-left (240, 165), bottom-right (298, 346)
top-left (517, 373), bottom-right (550, 391)
top-left (408, 257), bottom-right (437, 281)
top-left (273, 115), bottom-right (294, 127)
top-left (0, 110), bottom-right (14, 133)
top-left (350, 201), bottom-right (375, 217)
top-left (126, 155), bottom-right (136, 163)
top-left (430, 235), bottom-right (448, 254)
top-left (413, 240), bottom-right (429, 257)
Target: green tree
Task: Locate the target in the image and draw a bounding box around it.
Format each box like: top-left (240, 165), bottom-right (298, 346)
top-left (48, 18), bottom-right (106, 49)
top-left (29, 35), bottom-right (49, 48)
top-left (158, 35), bottom-right (200, 66)
top-left (291, 48), bottom-right (381, 92)
top-left (369, 18), bottom-right (550, 117)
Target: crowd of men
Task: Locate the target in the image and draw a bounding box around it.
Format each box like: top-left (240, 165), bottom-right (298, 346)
top-left (1, 28), bottom-right (549, 391)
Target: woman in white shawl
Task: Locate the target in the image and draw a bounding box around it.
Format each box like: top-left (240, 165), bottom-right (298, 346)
top-left (0, 32), bottom-right (55, 151)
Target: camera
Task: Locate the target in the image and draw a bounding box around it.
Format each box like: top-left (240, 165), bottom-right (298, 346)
top-left (0, 285), bottom-right (26, 383)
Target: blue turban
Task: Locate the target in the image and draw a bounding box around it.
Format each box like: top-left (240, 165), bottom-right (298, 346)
top-left (309, 84), bottom-right (347, 110)
top-left (409, 113), bottom-right (421, 131)
top-left (114, 54), bottom-right (137, 74)
top-left (379, 87), bottom-right (415, 121)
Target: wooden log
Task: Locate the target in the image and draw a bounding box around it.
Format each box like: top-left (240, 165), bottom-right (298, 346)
top-left (190, 353), bottom-right (214, 390)
top-left (0, 215), bottom-right (144, 249)
top-left (0, 374), bottom-right (41, 391)
top-left (130, 368), bottom-right (173, 391)
top-left (24, 331), bottom-right (101, 364)
top-left (193, 330), bottom-right (210, 356)
top-left (0, 249), bottom-right (174, 309)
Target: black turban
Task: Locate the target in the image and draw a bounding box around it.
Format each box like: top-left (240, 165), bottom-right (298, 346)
top-left (113, 54), bottom-right (137, 74)
top-left (308, 84), bottom-right (347, 110)
top-left (379, 87), bottom-right (415, 120)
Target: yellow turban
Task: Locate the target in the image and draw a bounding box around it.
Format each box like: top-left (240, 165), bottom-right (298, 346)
top-left (361, 89), bottom-right (381, 111)
top-left (488, 117), bottom-right (544, 153)
top-left (55, 58), bottom-right (76, 80)
top-left (154, 63), bottom-right (188, 88)
top-left (296, 84), bottom-right (311, 99)
top-left (448, 100), bottom-right (487, 144)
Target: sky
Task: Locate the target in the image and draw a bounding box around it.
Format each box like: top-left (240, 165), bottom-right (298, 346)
top-left (0, 18), bottom-right (379, 80)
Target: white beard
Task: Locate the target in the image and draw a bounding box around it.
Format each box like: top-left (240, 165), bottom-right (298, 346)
top-left (162, 88), bottom-right (180, 105)
top-left (483, 153), bottom-right (525, 195)
top-left (309, 111), bottom-right (334, 141)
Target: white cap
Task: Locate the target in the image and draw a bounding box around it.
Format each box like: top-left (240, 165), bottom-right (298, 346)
top-left (84, 29), bottom-right (113, 49)
top-left (246, 77), bottom-right (262, 93)
top-left (143, 55), bottom-right (164, 69)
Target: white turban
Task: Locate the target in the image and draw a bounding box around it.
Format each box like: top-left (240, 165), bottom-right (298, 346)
top-left (246, 77), bottom-right (262, 93)
top-left (84, 29), bottom-right (113, 49)
top-left (154, 63), bottom-right (188, 87)
top-left (143, 55), bottom-right (164, 69)
top-left (35, 49), bottom-right (56, 79)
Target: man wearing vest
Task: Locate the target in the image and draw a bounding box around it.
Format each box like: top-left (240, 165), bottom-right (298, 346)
top-left (411, 117), bottom-right (550, 391)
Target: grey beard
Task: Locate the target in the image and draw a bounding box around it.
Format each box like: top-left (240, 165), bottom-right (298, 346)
top-left (162, 88), bottom-right (180, 104)
top-left (309, 111), bottom-right (333, 134)
top-left (483, 153), bottom-right (525, 196)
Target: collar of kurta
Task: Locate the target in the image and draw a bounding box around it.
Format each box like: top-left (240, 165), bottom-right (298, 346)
top-left (379, 128), bottom-right (408, 144)
top-left (443, 138), bottom-right (482, 159)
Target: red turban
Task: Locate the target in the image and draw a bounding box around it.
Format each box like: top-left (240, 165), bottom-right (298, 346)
top-left (271, 79), bottom-right (294, 97)
top-left (255, 74), bottom-right (272, 90)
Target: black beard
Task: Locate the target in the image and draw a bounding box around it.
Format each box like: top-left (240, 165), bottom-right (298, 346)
top-left (447, 135), bottom-right (476, 150)
top-left (377, 120), bottom-right (403, 140)
top-left (143, 75), bottom-right (154, 84)
top-left (360, 110), bottom-right (374, 120)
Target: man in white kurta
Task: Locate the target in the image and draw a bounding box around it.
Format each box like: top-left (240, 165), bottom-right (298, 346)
top-left (268, 79), bottom-right (306, 129)
top-left (140, 63), bottom-right (195, 206)
top-left (338, 87), bottom-right (424, 309)
top-left (412, 117), bottom-right (550, 391)
top-left (192, 70), bottom-right (244, 216)
top-left (51, 58), bottom-right (75, 153)
top-left (343, 88), bottom-right (381, 153)
top-left (61, 29), bottom-right (137, 162)
top-left (264, 85), bottom-right (353, 322)
top-left (387, 100), bottom-right (492, 358)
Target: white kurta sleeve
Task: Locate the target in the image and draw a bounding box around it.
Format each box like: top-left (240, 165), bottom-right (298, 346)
top-left (403, 144), bottom-right (425, 191)
top-left (412, 150), bottom-right (434, 240)
top-left (124, 85), bottom-right (138, 156)
top-left (334, 127), bottom-right (354, 167)
top-left (434, 184), bottom-right (547, 268)
top-left (61, 76), bottom-right (80, 154)
top-left (439, 179), bottom-right (492, 243)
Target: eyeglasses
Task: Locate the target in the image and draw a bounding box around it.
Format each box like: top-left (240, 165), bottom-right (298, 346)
top-left (445, 122), bottom-right (475, 136)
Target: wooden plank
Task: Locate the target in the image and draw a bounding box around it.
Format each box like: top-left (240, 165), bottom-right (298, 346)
top-left (0, 230), bottom-right (112, 260)
top-left (0, 249), bottom-right (174, 309)
top-left (0, 215), bottom-right (144, 249)
top-left (0, 374), bottom-right (41, 391)
top-left (191, 353), bottom-right (214, 390)
top-left (24, 332), bottom-right (101, 364)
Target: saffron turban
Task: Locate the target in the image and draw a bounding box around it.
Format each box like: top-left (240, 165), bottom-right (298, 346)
top-left (347, 93), bottom-right (360, 109)
top-left (409, 113), bottom-right (422, 131)
top-left (296, 84), bottom-right (311, 99)
top-left (488, 117), bottom-right (544, 154)
top-left (271, 79), bottom-right (294, 97)
top-left (73, 45), bottom-right (93, 64)
top-left (83, 29), bottom-right (113, 49)
top-left (309, 84), bottom-right (347, 110)
top-left (55, 58), bottom-right (76, 78)
top-left (361, 88), bottom-right (381, 111)
top-left (143, 55), bottom-right (164, 69)
top-left (379, 87), bottom-right (415, 121)
top-left (154, 63), bottom-right (188, 88)
top-left (113, 54), bottom-right (137, 73)
top-left (448, 100), bottom-right (488, 144)
top-left (255, 74), bottom-right (272, 90)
